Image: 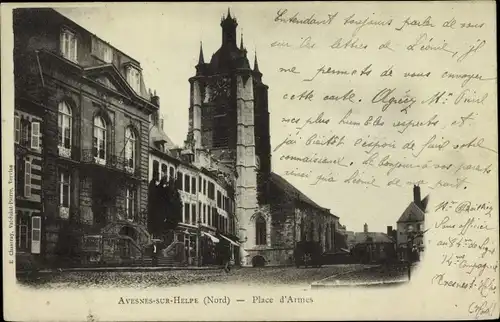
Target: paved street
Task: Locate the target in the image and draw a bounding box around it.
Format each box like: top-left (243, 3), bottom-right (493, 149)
top-left (312, 263), bottom-right (410, 288)
top-left (18, 264), bottom-right (370, 289)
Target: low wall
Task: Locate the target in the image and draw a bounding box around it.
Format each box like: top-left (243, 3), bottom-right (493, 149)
top-left (243, 248), bottom-right (294, 267)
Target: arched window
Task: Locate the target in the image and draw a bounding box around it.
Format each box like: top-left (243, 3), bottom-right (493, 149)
top-left (309, 221), bottom-right (315, 241)
top-left (58, 102), bottom-right (72, 150)
top-left (125, 127), bottom-right (136, 169)
top-left (93, 116), bottom-right (106, 162)
top-left (256, 215), bottom-right (267, 245)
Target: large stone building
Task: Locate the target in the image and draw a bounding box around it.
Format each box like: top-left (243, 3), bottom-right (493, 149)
top-left (13, 8), bottom-right (158, 267)
top-left (186, 9), bottom-right (340, 266)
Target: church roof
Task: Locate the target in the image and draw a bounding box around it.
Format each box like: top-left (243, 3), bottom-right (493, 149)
top-left (397, 201), bottom-right (425, 223)
top-left (209, 45), bottom-right (250, 72)
top-left (353, 232), bottom-right (394, 245)
top-left (269, 172), bottom-right (330, 213)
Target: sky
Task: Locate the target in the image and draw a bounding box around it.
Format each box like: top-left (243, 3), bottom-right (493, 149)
top-left (52, 3), bottom-right (491, 234)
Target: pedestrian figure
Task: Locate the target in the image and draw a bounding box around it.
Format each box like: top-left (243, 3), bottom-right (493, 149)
top-left (152, 242), bottom-right (158, 267)
top-left (216, 230), bottom-right (231, 273)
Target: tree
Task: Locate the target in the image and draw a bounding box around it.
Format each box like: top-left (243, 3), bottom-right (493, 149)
top-left (147, 176), bottom-right (183, 240)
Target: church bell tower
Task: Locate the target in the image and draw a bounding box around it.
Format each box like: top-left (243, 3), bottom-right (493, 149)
top-left (187, 9), bottom-right (271, 265)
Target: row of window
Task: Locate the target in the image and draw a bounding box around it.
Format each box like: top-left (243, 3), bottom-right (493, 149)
top-left (58, 169), bottom-right (137, 220)
top-left (183, 202), bottom-right (232, 234)
top-left (152, 161), bottom-right (231, 210)
top-left (60, 28), bottom-right (142, 93)
top-left (14, 116), bottom-right (41, 150)
top-left (48, 102), bottom-right (139, 170)
top-left (17, 102), bottom-right (139, 171)
top-left (299, 220), bottom-right (336, 246)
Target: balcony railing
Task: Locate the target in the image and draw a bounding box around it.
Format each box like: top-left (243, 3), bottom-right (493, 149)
top-left (81, 148), bottom-right (141, 178)
top-left (58, 205), bottom-right (70, 219)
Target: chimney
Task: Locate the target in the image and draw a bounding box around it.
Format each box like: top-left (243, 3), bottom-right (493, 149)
top-left (413, 185), bottom-right (422, 208)
top-left (151, 89), bottom-right (160, 107)
top-left (387, 226), bottom-right (393, 236)
top-left (159, 118), bottom-right (164, 131)
top-left (363, 223), bottom-right (368, 233)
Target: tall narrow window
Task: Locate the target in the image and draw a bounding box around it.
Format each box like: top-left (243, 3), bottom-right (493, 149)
top-left (191, 177), bottom-right (196, 194)
top-left (93, 116), bottom-right (106, 163)
top-left (22, 119), bottom-right (30, 147)
top-left (103, 46), bottom-right (113, 63)
top-left (184, 175), bottom-right (190, 192)
top-left (191, 204), bottom-right (197, 225)
top-left (176, 172), bottom-right (183, 190)
top-left (161, 164), bottom-right (168, 180)
top-left (126, 186), bottom-right (136, 221)
top-left (198, 177), bottom-right (202, 193)
top-left (24, 160), bottom-right (31, 197)
top-left (16, 212), bottom-right (29, 252)
top-left (203, 204), bottom-right (206, 224)
top-left (256, 215), bottom-right (267, 245)
top-left (125, 127), bottom-right (136, 170)
top-left (31, 216), bottom-right (41, 254)
top-left (58, 102), bottom-right (72, 156)
top-left (184, 203), bottom-right (190, 223)
top-left (14, 115), bottom-right (21, 144)
top-left (126, 67), bottom-right (141, 93)
top-left (152, 160), bottom-right (159, 181)
top-left (217, 191), bottom-right (222, 208)
top-left (31, 122), bottom-right (40, 149)
top-left (207, 207), bottom-right (211, 226)
top-left (60, 29), bottom-right (78, 62)
top-left (59, 171), bottom-right (71, 208)
top-left (169, 167), bottom-right (174, 181)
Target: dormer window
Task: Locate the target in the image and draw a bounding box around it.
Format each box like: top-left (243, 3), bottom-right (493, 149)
top-left (126, 66), bottom-right (141, 93)
top-left (60, 29), bottom-right (78, 63)
top-left (102, 46), bottom-right (113, 64)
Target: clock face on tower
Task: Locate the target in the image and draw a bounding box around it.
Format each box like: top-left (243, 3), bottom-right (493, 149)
top-left (210, 77), bottom-right (230, 102)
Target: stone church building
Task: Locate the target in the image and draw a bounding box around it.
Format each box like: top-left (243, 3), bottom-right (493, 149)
top-left (187, 9), bottom-right (340, 266)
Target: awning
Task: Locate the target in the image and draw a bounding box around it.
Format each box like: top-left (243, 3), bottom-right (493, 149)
top-left (219, 234), bottom-right (241, 247)
top-left (202, 232), bottom-right (219, 243)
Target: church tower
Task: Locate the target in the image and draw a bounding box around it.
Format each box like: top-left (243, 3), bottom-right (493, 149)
top-left (187, 9), bottom-right (271, 263)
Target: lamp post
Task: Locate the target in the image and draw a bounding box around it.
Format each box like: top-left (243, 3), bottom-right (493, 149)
top-left (197, 220), bottom-right (202, 267)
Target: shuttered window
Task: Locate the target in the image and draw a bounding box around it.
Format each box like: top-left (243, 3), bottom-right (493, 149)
top-left (31, 216), bottom-right (41, 254)
top-left (24, 160), bottom-right (31, 197)
top-left (14, 115), bottom-right (21, 144)
top-left (31, 122), bottom-right (40, 149)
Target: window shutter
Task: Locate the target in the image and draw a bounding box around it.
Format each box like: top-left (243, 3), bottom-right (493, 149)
top-left (31, 216), bottom-right (41, 254)
top-left (31, 122), bottom-right (40, 149)
top-left (14, 115), bottom-right (21, 143)
top-left (60, 31), bottom-right (66, 56)
top-left (24, 161), bottom-right (31, 197)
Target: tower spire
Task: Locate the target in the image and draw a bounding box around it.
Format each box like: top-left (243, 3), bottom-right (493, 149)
top-left (227, 7), bottom-right (232, 19)
top-left (254, 50), bottom-right (260, 73)
top-left (240, 31), bottom-right (244, 50)
top-left (198, 41), bottom-right (205, 64)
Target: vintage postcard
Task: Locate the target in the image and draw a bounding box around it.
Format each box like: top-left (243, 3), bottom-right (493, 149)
top-left (1, 1), bottom-right (498, 321)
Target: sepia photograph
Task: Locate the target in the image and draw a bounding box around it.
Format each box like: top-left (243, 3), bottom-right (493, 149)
top-left (2, 2), bottom-right (498, 321)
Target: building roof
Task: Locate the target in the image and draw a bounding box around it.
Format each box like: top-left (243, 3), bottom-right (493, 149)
top-left (150, 125), bottom-right (177, 151)
top-left (353, 232), bottom-right (394, 244)
top-left (269, 172), bottom-right (331, 213)
top-left (397, 201), bottom-right (425, 223)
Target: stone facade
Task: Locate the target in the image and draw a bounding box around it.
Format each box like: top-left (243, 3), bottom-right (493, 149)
top-left (13, 8), bottom-right (158, 265)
